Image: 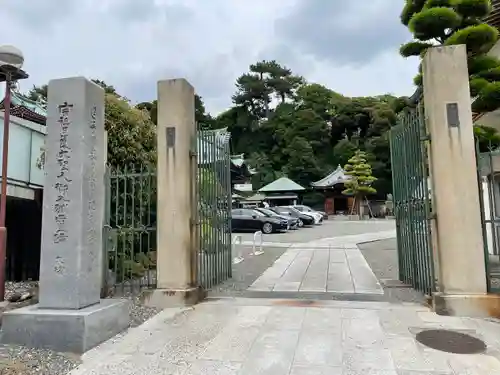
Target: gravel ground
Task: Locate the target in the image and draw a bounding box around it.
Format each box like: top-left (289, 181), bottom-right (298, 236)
top-left (0, 282), bottom-right (162, 375)
top-left (4, 281), bottom-right (38, 301)
top-left (358, 238), bottom-right (427, 304)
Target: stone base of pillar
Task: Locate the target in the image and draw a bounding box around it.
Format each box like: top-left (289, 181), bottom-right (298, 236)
top-left (141, 287), bottom-right (206, 308)
top-left (1, 298), bottom-right (130, 353)
top-left (433, 292), bottom-right (500, 318)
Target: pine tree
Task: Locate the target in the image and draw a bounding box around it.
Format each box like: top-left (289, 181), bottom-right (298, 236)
top-left (400, 0), bottom-right (500, 114)
top-left (342, 150), bottom-right (377, 217)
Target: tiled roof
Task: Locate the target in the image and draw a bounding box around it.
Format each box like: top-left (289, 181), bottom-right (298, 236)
top-left (258, 177), bottom-right (305, 192)
top-left (311, 165), bottom-right (351, 188)
top-left (9, 90), bottom-right (47, 116)
top-left (0, 90), bottom-right (47, 126)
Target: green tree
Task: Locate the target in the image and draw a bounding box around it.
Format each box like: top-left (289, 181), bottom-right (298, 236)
top-left (474, 124), bottom-right (500, 151)
top-left (136, 100), bottom-right (157, 124)
top-left (104, 94), bottom-right (156, 166)
top-left (232, 60), bottom-right (303, 118)
top-left (136, 94), bottom-right (213, 129)
top-left (342, 150), bottom-right (377, 217)
top-left (333, 139), bottom-right (358, 168)
top-left (26, 84), bottom-right (48, 103)
top-left (400, 0), bottom-right (500, 114)
top-left (25, 82), bottom-right (156, 167)
top-left (27, 79), bottom-right (118, 104)
top-left (208, 60), bottom-right (400, 197)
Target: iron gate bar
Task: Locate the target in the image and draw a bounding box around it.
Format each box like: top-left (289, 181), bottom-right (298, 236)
top-left (104, 127), bottom-right (233, 294)
top-left (476, 143), bottom-right (492, 293)
top-left (476, 147), bottom-right (500, 293)
top-left (390, 103), bottom-right (435, 296)
top-left (105, 164), bottom-right (157, 295)
top-left (196, 127), bottom-right (232, 289)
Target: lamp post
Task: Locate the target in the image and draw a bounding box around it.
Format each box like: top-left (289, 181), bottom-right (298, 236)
top-left (0, 45), bottom-right (28, 301)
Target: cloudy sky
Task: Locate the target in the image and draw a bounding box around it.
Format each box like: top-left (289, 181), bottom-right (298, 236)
top-left (1, 0), bottom-right (419, 115)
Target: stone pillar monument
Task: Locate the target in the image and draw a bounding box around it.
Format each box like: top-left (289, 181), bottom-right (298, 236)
top-left (423, 45), bottom-right (499, 316)
top-left (142, 78), bottom-right (203, 307)
top-left (2, 77), bottom-right (129, 352)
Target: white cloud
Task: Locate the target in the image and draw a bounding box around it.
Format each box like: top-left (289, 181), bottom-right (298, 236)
top-left (0, 0), bottom-right (418, 114)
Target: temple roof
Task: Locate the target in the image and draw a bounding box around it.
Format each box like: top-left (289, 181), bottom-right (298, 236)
top-left (0, 90), bottom-right (47, 126)
top-left (230, 153), bottom-right (257, 175)
top-left (258, 177), bottom-right (305, 192)
top-left (231, 154), bottom-right (245, 167)
top-left (10, 91), bottom-right (47, 116)
top-left (311, 165), bottom-right (351, 188)
top-left (485, 0), bottom-right (500, 30)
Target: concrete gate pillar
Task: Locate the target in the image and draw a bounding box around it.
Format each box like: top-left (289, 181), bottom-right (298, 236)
top-left (423, 45), bottom-right (500, 316)
top-left (1, 77), bottom-right (129, 352)
top-left (142, 78), bottom-right (203, 308)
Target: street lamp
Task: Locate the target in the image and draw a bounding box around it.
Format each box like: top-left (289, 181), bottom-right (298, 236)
top-left (0, 45), bottom-right (28, 301)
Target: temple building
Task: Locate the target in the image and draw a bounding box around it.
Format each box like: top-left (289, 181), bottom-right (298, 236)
top-left (311, 165), bottom-right (353, 215)
top-left (0, 90), bottom-right (47, 126)
top-left (0, 90), bottom-right (47, 281)
top-left (230, 153), bottom-right (256, 190)
top-left (258, 177), bottom-right (305, 206)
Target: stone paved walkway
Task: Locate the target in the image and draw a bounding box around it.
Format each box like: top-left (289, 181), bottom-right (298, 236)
top-left (248, 231), bottom-right (395, 295)
top-left (69, 297), bottom-right (500, 375)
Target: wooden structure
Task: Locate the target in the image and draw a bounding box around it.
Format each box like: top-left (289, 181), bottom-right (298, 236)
top-left (311, 165), bottom-right (354, 215)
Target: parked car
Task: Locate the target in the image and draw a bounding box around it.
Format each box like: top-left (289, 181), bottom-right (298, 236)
top-left (231, 208), bottom-right (288, 234)
top-left (286, 205), bottom-right (322, 224)
top-left (271, 206), bottom-right (315, 227)
top-left (255, 207), bottom-right (299, 230)
top-left (294, 204), bottom-right (328, 220)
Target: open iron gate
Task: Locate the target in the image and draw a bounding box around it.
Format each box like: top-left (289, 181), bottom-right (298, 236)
top-left (476, 147), bottom-right (500, 293)
top-left (390, 103), bottom-right (435, 296)
top-left (196, 127), bottom-right (232, 289)
top-left (102, 127), bottom-right (233, 295)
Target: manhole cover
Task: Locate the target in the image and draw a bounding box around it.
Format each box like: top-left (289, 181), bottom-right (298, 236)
top-left (416, 329), bottom-right (486, 354)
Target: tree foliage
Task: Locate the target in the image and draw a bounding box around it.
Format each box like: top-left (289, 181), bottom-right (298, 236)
top-left (196, 61), bottom-right (406, 197)
top-left (137, 94), bottom-right (215, 130)
top-left (474, 124), bottom-right (500, 151)
top-left (27, 62), bottom-right (410, 199)
top-left (400, 0), bottom-right (500, 114)
top-left (342, 151), bottom-right (377, 197)
top-left (26, 80), bottom-right (156, 168)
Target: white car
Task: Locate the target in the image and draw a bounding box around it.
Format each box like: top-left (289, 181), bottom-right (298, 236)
top-left (285, 206), bottom-right (323, 225)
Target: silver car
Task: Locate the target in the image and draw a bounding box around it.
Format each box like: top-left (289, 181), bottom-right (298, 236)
top-left (294, 205), bottom-right (328, 220)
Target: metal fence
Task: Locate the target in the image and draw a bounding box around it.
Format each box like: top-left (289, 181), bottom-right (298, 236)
top-left (103, 164), bottom-right (157, 295)
top-left (476, 147), bottom-right (500, 293)
top-left (102, 127), bottom-right (232, 294)
top-left (196, 127), bottom-right (232, 289)
top-left (390, 104), bottom-right (435, 296)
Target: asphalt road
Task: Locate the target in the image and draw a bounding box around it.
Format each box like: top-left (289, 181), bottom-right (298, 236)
top-left (232, 219), bottom-right (395, 243)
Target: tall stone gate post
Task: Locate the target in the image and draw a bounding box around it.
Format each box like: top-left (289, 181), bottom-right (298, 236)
top-left (143, 78), bottom-right (203, 307)
top-left (1, 77), bottom-right (129, 352)
top-left (423, 45), bottom-right (497, 315)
